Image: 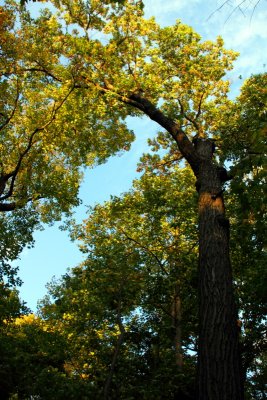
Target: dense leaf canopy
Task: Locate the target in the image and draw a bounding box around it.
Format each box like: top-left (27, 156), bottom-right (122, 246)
top-left (0, 1), bottom-right (265, 399)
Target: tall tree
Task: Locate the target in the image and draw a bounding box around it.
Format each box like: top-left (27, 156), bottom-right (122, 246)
top-left (5, 1), bottom-right (265, 397)
top-left (215, 73), bottom-right (267, 397)
top-left (39, 165), bottom-right (199, 399)
top-left (29, 1), bottom-right (242, 398)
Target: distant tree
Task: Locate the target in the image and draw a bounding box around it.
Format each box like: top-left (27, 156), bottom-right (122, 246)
top-left (216, 73), bottom-right (267, 398)
top-left (39, 165), bottom-right (198, 399)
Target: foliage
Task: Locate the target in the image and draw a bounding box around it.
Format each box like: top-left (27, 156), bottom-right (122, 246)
top-left (0, 306), bottom-right (91, 399)
top-left (0, 1), bottom-right (135, 281)
top-left (38, 165), bottom-right (198, 399)
top-left (0, 0), bottom-right (237, 282)
top-left (0, 1), bottom-right (265, 398)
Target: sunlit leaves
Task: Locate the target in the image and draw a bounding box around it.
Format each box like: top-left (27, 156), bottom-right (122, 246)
top-left (37, 164), bottom-right (198, 398)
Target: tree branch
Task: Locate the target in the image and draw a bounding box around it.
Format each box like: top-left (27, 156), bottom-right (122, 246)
top-left (0, 85), bottom-right (75, 203)
top-left (77, 76), bottom-right (201, 173)
top-left (178, 99), bottom-right (200, 133)
top-left (23, 66), bottom-right (63, 83)
top-left (120, 228), bottom-right (169, 276)
top-left (0, 79), bottom-right (20, 132)
top-left (0, 202), bottom-right (16, 211)
top-left (124, 94), bottom-right (200, 174)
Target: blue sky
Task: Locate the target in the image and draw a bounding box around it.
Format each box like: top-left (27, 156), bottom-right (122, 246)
top-left (16, 0), bottom-right (267, 311)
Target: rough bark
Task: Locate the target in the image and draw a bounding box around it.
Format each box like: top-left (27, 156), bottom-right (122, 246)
top-left (194, 138), bottom-right (244, 400)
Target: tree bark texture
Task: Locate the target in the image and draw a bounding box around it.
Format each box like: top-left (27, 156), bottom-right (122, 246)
top-left (195, 139), bottom-right (244, 400)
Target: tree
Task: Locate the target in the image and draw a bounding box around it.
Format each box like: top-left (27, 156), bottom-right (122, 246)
top-left (0, 282), bottom-right (88, 400)
top-left (0, 284), bottom-right (28, 399)
top-left (215, 73), bottom-right (267, 398)
top-left (0, 312), bottom-right (87, 399)
top-left (39, 89), bottom-right (266, 397)
top-left (3, 1), bottom-right (265, 398)
top-left (25, 1), bottom-right (242, 398)
top-left (39, 165), bottom-right (198, 399)
top-left (8, 100), bottom-right (264, 398)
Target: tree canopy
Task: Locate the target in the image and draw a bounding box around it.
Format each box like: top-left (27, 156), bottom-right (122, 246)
top-left (0, 1), bottom-right (266, 399)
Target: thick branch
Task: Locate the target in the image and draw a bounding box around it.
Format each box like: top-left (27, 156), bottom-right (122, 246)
top-left (77, 77), bottom-right (200, 172)
top-left (0, 202), bottom-right (16, 211)
top-left (124, 94), bottom-right (200, 174)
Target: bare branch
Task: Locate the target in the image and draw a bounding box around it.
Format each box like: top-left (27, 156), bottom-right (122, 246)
top-left (119, 228), bottom-right (169, 276)
top-left (208, 0), bottom-right (263, 22)
top-left (178, 99), bottom-right (200, 132)
top-left (250, 0), bottom-right (262, 21)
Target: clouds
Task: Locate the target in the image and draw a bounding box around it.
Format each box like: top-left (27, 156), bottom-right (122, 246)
top-left (208, 7), bottom-right (266, 84)
top-left (143, 0), bottom-right (266, 93)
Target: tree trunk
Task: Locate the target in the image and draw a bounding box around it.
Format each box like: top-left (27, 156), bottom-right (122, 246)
top-left (103, 302), bottom-right (126, 400)
top-left (195, 139), bottom-right (244, 400)
top-left (171, 285), bottom-right (183, 369)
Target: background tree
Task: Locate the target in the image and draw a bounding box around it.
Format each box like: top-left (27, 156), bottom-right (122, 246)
top-left (215, 73), bottom-right (267, 398)
top-left (39, 164), bottom-right (198, 399)
top-left (0, 281), bottom-right (90, 400)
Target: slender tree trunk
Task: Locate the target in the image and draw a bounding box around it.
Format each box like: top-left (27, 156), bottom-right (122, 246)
top-left (194, 139), bottom-right (244, 400)
top-left (103, 303), bottom-right (125, 400)
top-left (171, 285), bottom-right (183, 368)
